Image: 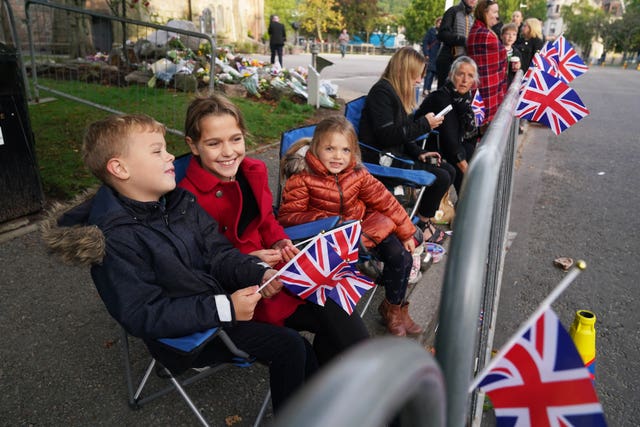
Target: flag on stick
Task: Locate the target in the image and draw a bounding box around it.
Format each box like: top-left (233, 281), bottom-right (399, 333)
top-left (472, 89), bottom-right (486, 127)
top-left (268, 222), bottom-right (374, 314)
top-left (516, 68), bottom-right (589, 135)
top-left (470, 261), bottom-right (607, 427)
top-left (549, 35), bottom-right (588, 83)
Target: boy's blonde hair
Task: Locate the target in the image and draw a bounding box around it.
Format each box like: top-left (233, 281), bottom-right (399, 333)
top-left (82, 114), bottom-right (165, 184)
top-left (309, 116), bottom-right (361, 162)
top-left (501, 22), bottom-right (518, 36)
top-left (184, 92), bottom-right (248, 144)
top-left (381, 47), bottom-right (426, 114)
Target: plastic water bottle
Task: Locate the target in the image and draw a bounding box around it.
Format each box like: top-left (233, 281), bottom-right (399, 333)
top-left (569, 309), bottom-right (597, 381)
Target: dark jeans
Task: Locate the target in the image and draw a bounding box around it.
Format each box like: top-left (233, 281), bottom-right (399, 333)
top-left (415, 161), bottom-right (456, 218)
top-left (270, 44), bottom-right (284, 66)
top-left (423, 69), bottom-right (437, 92)
top-left (285, 299), bottom-right (370, 365)
top-left (192, 321), bottom-right (317, 413)
top-left (444, 141), bottom-right (476, 195)
top-left (371, 234), bottom-right (412, 305)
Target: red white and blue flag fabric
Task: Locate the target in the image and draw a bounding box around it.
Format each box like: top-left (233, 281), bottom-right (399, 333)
top-left (532, 52), bottom-right (559, 79)
top-left (277, 222), bottom-right (374, 314)
top-left (476, 309), bottom-right (607, 427)
top-left (472, 89), bottom-right (486, 127)
top-left (547, 36), bottom-right (588, 84)
top-left (516, 68), bottom-right (589, 135)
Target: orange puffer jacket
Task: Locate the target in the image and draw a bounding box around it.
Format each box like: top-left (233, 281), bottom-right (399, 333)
top-left (278, 147), bottom-right (416, 247)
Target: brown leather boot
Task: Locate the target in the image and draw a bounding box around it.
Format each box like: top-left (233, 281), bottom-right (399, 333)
top-left (378, 299), bottom-right (406, 337)
top-left (401, 302), bottom-right (424, 335)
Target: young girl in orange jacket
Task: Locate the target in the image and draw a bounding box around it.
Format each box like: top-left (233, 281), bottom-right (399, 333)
top-left (278, 116), bottom-right (424, 337)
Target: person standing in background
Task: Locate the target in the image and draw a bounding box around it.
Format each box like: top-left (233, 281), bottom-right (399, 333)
top-left (338, 28), bottom-right (350, 58)
top-left (466, 0), bottom-right (507, 126)
top-left (268, 15), bottom-right (286, 67)
top-left (511, 10), bottom-right (524, 44)
top-left (421, 17), bottom-right (442, 95)
top-left (435, 0), bottom-right (477, 89)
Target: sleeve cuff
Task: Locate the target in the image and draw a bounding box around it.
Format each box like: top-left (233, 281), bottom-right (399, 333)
top-left (214, 294), bottom-right (233, 322)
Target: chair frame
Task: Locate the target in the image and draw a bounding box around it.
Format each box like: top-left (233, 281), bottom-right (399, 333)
top-left (120, 327), bottom-right (271, 427)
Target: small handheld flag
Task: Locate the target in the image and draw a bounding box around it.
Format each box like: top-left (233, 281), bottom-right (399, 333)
top-left (263, 222), bottom-right (374, 314)
top-left (472, 89), bottom-right (486, 127)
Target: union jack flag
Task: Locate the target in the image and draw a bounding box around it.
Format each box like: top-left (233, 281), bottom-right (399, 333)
top-left (532, 52), bottom-right (559, 78)
top-left (516, 68), bottom-right (589, 135)
top-left (278, 222), bottom-right (374, 314)
top-left (548, 36), bottom-right (588, 84)
top-left (472, 89), bottom-right (486, 126)
top-left (477, 309), bottom-right (607, 427)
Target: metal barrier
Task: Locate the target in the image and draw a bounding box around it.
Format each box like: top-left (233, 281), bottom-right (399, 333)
top-left (24, 0), bottom-right (216, 136)
top-left (436, 72), bottom-right (523, 426)
top-left (271, 74), bottom-right (523, 426)
top-left (273, 337), bottom-right (446, 427)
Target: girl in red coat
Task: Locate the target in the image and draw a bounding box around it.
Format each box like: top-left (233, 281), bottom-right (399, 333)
top-left (278, 116), bottom-right (424, 337)
top-left (178, 94), bottom-right (369, 365)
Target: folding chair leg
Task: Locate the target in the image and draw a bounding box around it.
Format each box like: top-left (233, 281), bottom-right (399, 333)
top-left (409, 186), bottom-right (427, 220)
top-left (166, 372), bottom-right (211, 427)
top-left (252, 389), bottom-right (271, 427)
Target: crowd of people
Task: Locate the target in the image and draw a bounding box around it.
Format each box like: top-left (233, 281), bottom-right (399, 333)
top-left (42, 5), bottom-right (546, 417)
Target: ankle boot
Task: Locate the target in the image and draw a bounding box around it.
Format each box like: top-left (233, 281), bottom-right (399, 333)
top-left (378, 299), bottom-right (406, 337)
top-left (401, 302), bottom-right (424, 335)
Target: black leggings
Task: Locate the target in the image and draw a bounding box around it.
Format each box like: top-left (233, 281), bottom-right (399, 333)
top-left (285, 299), bottom-right (370, 366)
top-left (191, 321), bottom-right (318, 413)
top-left (415, 161), bottom-right (456, 218)
top-left (371, 234), bottom-right (412, 305)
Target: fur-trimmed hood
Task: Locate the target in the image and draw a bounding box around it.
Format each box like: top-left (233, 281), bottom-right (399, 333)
top-left (41, 187), bottom-right (106, 266)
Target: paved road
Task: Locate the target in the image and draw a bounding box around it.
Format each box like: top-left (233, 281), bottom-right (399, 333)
top-left (497, 66), bottom-right (640, 425)
top-left (0, 53), bottom-right (451, 426)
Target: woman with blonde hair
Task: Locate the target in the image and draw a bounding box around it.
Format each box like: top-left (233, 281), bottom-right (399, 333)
top-left (359, 46), bottom-right (454, 244)
top-left (517, 18), bottom-right (544, 72)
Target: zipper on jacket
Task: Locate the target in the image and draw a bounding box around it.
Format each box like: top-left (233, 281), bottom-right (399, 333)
top-left (334, 174), bottom-right (345, 217)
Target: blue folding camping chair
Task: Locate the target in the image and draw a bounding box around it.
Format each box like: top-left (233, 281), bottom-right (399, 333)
top-left (121, 327), bottom-right (271, 427)
top-left (344, 95), bottom-right (438, 220)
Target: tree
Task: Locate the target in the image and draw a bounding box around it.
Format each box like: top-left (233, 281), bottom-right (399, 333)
top-left (265, 0), bottom-right (298, 34)
top-left (401, 0), bottom-right (443, 44)
top-left (561, 0), bottom-right (606, 56)
top-left (339, 0), bottom-right (379, 39)
top-left (603, 1), bottom-right (640, 57)
top-left (299, 0), bottom-right (344, 42)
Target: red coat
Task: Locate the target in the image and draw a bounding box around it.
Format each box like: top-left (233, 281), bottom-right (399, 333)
top-left (178, 156), bottom-right (304, 326)
top-left (277, 150), bottom-right (416, 246)
top-left (467, 20), bottom-right (507, 123)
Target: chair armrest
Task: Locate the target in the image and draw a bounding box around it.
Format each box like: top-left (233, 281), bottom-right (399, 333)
top-left (284, 216), bottom-right (341, 241)
top-left (359, 142), bottom-right (415, 166)
top-left (363, 163), bottom-right (436, 187)
top-left (158, 327), bottom-right (219, 353)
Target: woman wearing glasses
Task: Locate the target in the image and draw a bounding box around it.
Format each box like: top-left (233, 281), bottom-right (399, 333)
top-left (466, 0), bottom-right (508, 127)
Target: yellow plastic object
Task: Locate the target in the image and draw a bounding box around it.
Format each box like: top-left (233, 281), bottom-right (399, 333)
top-left (569, 309), bottom-right (596, 380)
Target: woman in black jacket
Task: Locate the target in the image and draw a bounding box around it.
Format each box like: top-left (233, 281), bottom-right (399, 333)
top-left (359, 47), bottom-right (453, 243)
top-left (417, 56), bottom-right (479, 195)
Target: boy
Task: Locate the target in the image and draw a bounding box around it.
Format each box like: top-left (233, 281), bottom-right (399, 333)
top-left (501, 23), bottom-right (522, 85)
top-left (42, 114), bottom-right (317, 412)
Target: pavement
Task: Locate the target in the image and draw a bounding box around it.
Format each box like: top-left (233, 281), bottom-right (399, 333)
top-left (0, 98), bottom-right (450, 426)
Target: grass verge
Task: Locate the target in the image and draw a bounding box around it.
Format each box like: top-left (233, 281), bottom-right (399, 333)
top-left (29, 80), bottom-right (315, 200)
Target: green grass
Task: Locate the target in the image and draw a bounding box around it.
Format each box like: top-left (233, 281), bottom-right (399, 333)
top-left (29, 79), bottom-right (315, 200)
